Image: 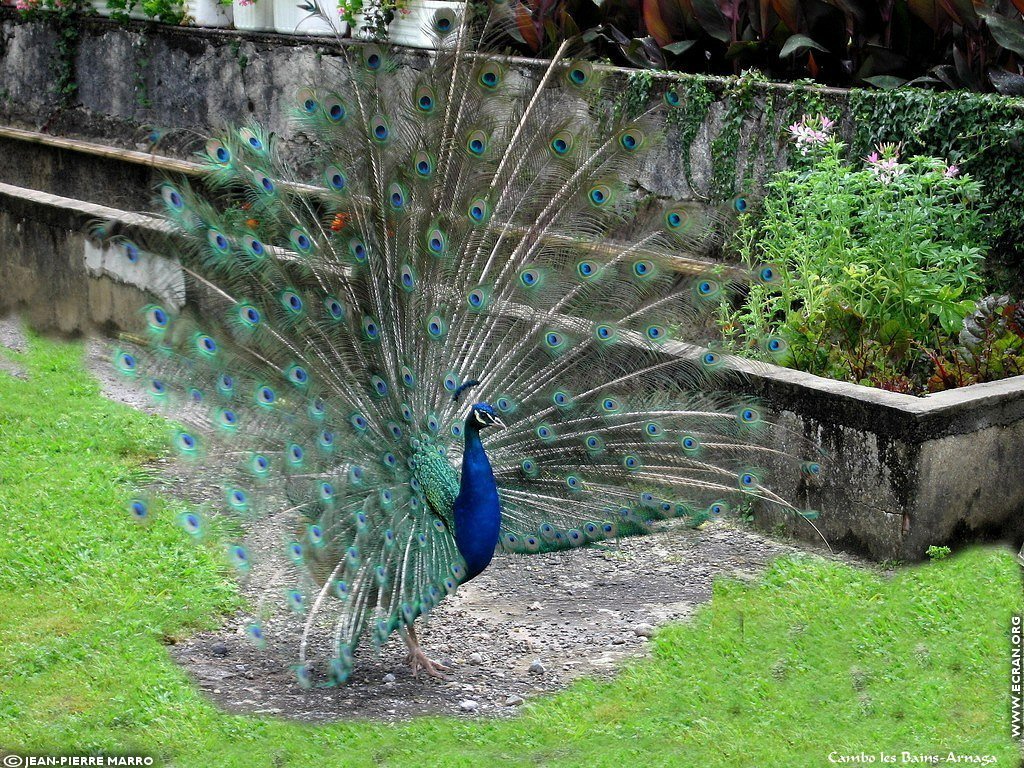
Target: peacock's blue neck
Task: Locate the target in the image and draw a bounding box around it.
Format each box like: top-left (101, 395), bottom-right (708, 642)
top-left (452, 421), bottom-right (502, 580)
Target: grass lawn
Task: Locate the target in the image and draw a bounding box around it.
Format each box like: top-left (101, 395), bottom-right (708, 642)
top-left (0, 332), bottom-right (1021, 767)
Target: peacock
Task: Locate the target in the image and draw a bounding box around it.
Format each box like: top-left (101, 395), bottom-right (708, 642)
top-left (103, 1), bottom-right (825, 686)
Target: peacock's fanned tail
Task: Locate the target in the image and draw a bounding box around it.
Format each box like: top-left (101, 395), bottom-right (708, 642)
top-left (107, 2), bottom-right (824, 685)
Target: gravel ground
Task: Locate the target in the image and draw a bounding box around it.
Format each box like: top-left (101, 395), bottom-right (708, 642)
top-left (0, 315), bottom-right (28, 379)
top-left (0, 321), bottom-right (845, 722)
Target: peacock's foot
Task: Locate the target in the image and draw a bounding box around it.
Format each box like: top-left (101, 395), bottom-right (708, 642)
top-left (404, 647), bottom-right (450, 680)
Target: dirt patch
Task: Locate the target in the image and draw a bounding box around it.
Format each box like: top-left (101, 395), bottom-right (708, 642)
top-left (0, 315), bottom-right (29, 379)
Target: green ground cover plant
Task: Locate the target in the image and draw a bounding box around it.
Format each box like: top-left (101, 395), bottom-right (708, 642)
top-left (0, 332), bottom-right (1020, 766)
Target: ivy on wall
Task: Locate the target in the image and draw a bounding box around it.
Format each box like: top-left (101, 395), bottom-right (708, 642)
top-left (849, 88), bottom-right (1024, 292)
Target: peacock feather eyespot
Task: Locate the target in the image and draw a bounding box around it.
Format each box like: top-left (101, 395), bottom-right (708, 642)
top-left (237, 304), bottom-right (261, 328)
top-left (381, 452), bottom-right (397, 470)
top-left (144, 304), bottom-right (169, 330)
top-left (425, 413), bottom-right (440, 433)
top-left (565, 474), bottom-right (582, 491)
top-left (239, 127), bottom-right (265, 153)
top-left (374, 565), bottom-right (388, 585)
top-left (519, 268), bottom-right (541, 288)
top-left (708, 501), bottom-right (729, 516)
top-left (255, 385), bottom-right (276, 406)
top-left (325, 166), bottom-right (348, 192)
top-left (350, 467), bottom-right (366, 488)
top-left (738, 471), bottom-right (760, 490)
top-left (217, 408), bottom-right (240, 430)
top-left (334, 579), bottom-right (349, 599)
top-left (763, 336), bottom-right (787, 355)
top-left (618, 128), bottom-right (645, 152)
top-left (466, 286), bottom-right (489, 310)
top-left (731, 194), bottom-right (748, 213)
top-left (477, 61), bottom-right (503, 90)
top-left (323, 95), bottom-right (347, 123)
top-left (701, 351), bottom-right (721, 369)
top-left (369, 114), bottom-right (391, 144)
top-left (432, 6), bottom-right (456, 33)
top-left (756, 264), bottom-right (780, 284)
top-left (308, 397), bottom-right (326, 420)
top-left (174, 430), bottom-right (198, 455)
top-left (426, 313), bottom-right (447, 339)
top-left (426, 228), bottom-right (447, 256)
top-left (348, 238), bottom-right (367, 263)
top-left (388, 182), bottom-right (408, 211)
top-left (280, 290), bottom-right (304, 315)
top-left (467, 197), bottom-right (490, 224)
top-left (370, 375), bottom-right (389, 397)
top-left (584, 434), bottom-right (604, 453)
top-left (388, 421), bottom-right (404, 440)
top-left (318, 429), bottom-right (335, 449)
top-left (250, 453), bottom-right (270, 475)
top-left (623, 454), bottom-right (642, 471)
top-left (399, 403), bottom-right (413, 422)
top-left (681, 435), bottom-right (701, 454)
top-left (196, 334), bottom-right (218, 356)
top-left (450, 423), bottom-right (463, 438)
top-left (289, 228), bottom-right (313, 254)
top-left (350, 412), bottom-right (368, 433)
top-left (362, 315), bottom-right (381, 341)
top-left (244, 623), bottom-right (265, 648)
top-left (600, 396), bottom-right (621, 414)
top-left (414, 85), bottom-right (436, 113)
top-left (120, 240), bottom-right (142, 265)
top-left (536, 423), bottom-right (555, 442)
top-left (128, 498), bottom-right (149, 522)
top-left (307, 523), bottom-right (326, 547)
top-left (287, 443), bottom-right (305, 465)
top-left (664, 90), bottom-right (680, 106)
top-left (227, 487), bottom-right (249, 510)
top-left (565, 61), bottom-right (593, 87)
top-left (588, 183), bottom-right (612, 207)
top-left (379, 487), bottom-right (394, 507)
top-left (161, 184), bottom-right (185, 212)
top-left (243, 235), bottom-right (266, 260)
top-left (217, 373), bottom-right (235, 397)
top-left (442, 372), bottom-right (459, 392)
top-left (205, 138), bottom-right (231, 165)
top-left (323, 297), bottom-right (345, 321)
top-left (285, 364), bottom-right (310, 388)
top-left (318, 482), bottom-right (335, 502)
top-left (254, 172), bottom-right (275, 195)
top-left (594, 323), bottom-right (618, 343)
top-left (543, 330), bottom-right (567, 352)
top-left (188, 387), bottom-right (204, 403)
top-left (414, 152), bottom-right (435, 178)
top-left (401, 366), bottom-right (416, 388)
top-left (465, 130), bottom-right (488, 157)
top-left (567, 529), bottom-right (584, 546)
top-left (644, 421), bottom-right (664, 439)
top-left (552, 390), bottom-right (574, 408)
top-left (179, 511), bottom-right (203, 536)
top-left (539, 522), bottom-right (557, 540)
top-left (802, 461), bottom-right (823, 477)
top-left (521, 458), bottom-right (538, 477)
top-left (297, 88), bottom-right (318, 114)
top-left (362, 45), bottom-right (384, 71)
top-left (739, 407), bottom-right (761, 424)
top-left (228, 543), bottom-right (249, 571)
top-left (548, 130), bottom-right (574, 157)
top-left (287, 590), bottom-right (306, 614)
top-left (645, 325), bottom-right (666, 342)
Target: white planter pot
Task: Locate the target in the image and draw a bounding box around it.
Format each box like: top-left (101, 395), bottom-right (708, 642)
top-left (387, 0), bottom-right (462, 48)
top-left (187, 0), bottom-right (232, 25)
top-left (92, 0), bottom-right (148, 19)
top-left (273, 0), bottom-right (347, 35)
top-left (232, 0), bottom-right (273, 30)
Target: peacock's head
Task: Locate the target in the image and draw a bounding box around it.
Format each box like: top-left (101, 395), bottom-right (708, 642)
top-left (468, 402), bottom-right (506, 431)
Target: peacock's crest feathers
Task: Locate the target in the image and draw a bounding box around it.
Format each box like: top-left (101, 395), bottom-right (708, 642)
top-left (106, 2), bottom-right (823, 684)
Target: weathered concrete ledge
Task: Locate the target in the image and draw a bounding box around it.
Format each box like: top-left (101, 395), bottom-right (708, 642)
top-left (1, 182), bottom-right (1020, 562)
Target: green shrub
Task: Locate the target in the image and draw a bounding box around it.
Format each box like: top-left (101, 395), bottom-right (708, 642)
top-left (720, 130), bottom-right (989, 392)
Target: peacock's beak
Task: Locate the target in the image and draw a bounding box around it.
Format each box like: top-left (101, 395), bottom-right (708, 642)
top-left (491, 416), bottom-right (507, 430)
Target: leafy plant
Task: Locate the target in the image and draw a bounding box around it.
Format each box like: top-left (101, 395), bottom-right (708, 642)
top-left (926, 545), bottom-right (952, 560)
top-left (719, 123), bottom-right (988, 391)
top-left (923, 294), bottom-right (1024, 391)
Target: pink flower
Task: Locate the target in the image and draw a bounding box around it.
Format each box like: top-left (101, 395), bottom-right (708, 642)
top-left (944, 164), bottom-right (960, 179)
top-left (787, 114), bottom-right (835, 155)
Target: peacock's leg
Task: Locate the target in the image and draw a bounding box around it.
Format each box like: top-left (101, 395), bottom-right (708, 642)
top-left (402, 624), bottom-right (450, 680)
